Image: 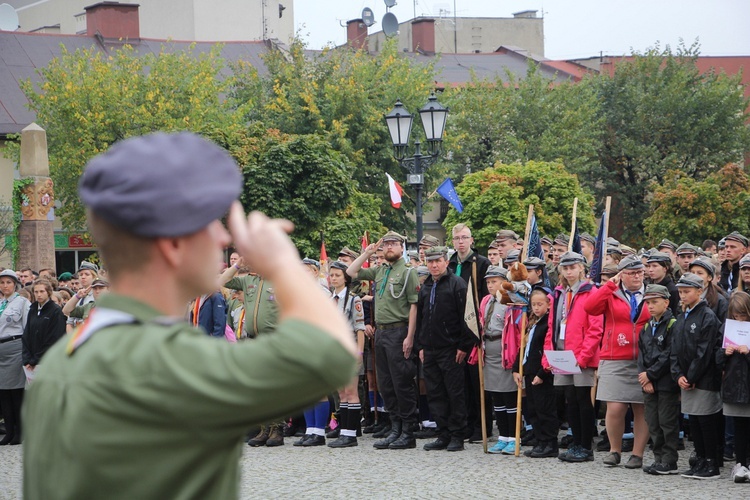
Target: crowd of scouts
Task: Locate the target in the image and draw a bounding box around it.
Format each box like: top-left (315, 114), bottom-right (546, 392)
top-left (214, 225), bottom-right (749, 483)
top-left (0, 261), bottom-right (111, 445)
top-left (3, 221), bottom-right (750, 484)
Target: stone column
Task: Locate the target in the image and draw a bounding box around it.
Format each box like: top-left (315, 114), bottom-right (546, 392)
top-left (17, 123), bottom-right (56, 273)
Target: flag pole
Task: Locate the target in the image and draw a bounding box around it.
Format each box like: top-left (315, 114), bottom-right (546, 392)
top-left (568, 197), bottom-right (578, 252)
top-left (592, 196), bottom-right (611, 406)
top-left (471, 260), bottom-right (489, 454)
top-left (514, 204), bottom-right (534, 457)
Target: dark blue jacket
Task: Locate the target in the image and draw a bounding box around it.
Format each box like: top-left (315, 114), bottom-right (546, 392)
top-left (192, 293), bottom-right (226, 338)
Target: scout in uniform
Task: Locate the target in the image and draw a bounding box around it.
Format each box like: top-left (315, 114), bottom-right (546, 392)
top-left (418, 234), bottom-right (440, 263)
top-left (487, 241), bottom-right (502, 266)
top-left (65, 261), bottom-right (98, 331)
top-left (347, 231), bottom-right (420, 450)
top-left (720, 231), bottom-right (749, 292)
top-left (62, 278), bottom-right (110, 321)
top-left (22, 132), bottom-right (356, 500)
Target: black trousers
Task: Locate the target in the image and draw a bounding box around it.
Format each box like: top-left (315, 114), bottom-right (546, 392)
top-left (690, 411), bottom-right (723, 461)
top-left (375, 325), bottom-right (418, 424)
top-left (734, 416), bottom-right (750, 467)
top-left (566, 385), bottom-right (595, 450)
top-left (423, 347), bottom-right (467, 438)
top-left (525, 376), bottom-right (558, 443)
top-left (643, 390), bottom-right (680, 464)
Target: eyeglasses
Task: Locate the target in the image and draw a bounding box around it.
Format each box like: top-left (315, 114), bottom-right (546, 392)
top-left (382, 241), bottom-right (401, 247)
top-left (622, 271), bottom-right (645, 277)
top-left (452, 236), bottom-right (472, 242)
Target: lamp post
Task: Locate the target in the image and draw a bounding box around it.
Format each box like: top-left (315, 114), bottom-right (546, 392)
top-left (384, 93), bottom-right (449, 244)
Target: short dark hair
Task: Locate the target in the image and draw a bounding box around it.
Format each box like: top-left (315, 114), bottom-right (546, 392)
top-left (701, 239), bottom-right (717, 251)
top-left (32, 279), bottom-right (53, 297)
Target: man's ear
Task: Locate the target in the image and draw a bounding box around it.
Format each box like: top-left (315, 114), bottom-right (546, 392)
top-left (154, 237), bottom-right (186, 269)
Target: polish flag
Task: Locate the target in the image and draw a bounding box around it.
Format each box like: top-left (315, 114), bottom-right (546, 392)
top-left (386, 173), bottom-right (403, 209)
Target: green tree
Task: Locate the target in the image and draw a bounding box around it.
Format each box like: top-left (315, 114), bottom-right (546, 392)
top-left (442, 160), bottom-right (596, 251)
top-left (441, 63), bottom-right (603, 181)
top-left (589, 43), bottom-right (750, 241)
top-left (643, 164), bottom-right (750, 245)
top-left (231, 38), bottom-right (438, 234)
top-left (233, 131), bottom-right (352, 252)
top-left (11, 43), bottom-right (249, 231)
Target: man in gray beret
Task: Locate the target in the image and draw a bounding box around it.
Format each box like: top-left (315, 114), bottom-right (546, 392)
top-left (720, 231), bottom-right (749, 292)
top-left (495, 229), bottom-right (519, 262)
top-left (580, 233), bottom-right (596, 264)
top-left (23, 132), bottom-right (357, 499)
top-left (675, 243), bottom-right (698, 275)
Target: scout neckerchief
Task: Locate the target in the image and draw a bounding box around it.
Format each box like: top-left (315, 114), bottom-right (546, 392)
top-left (0, 293), bottom-right (18, 316)
top-left (455, 250), bottom-right (473, 279)
top-left (237, 308), bottom-right (246, 339)
top-left (191, 297), bottom-right (201, 326)
top-left (378, 266), bottom-right (392, 298)
top-left (66, 308), bottom-right (139, 355)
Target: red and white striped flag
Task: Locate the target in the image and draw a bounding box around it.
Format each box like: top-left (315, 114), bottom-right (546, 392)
top-left (386, 173), bottom-right (403, 209)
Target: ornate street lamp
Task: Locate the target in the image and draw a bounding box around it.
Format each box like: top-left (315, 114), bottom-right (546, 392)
top-left (384, 92), bottom-right (449, 244)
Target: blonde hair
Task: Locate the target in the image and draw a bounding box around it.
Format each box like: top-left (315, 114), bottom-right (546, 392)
top-left (452, 223), bottom-right (471, 237)
top-left (558, 263), bottom-right (586, 288)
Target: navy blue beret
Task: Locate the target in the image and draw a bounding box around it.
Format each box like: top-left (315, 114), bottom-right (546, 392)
top-left (79, 132), bottom-right (242, 237)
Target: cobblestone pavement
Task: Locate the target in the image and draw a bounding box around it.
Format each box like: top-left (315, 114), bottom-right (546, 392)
top-left (1, 433), bottom-right (748, 499)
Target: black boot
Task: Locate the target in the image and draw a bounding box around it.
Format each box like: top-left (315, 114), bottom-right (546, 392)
top-left (370, 411), bottom-right (390, 436)
top-left (373, 420), bottom-right (402, 449)
top-left (424, 434), bottom-right (451, 451)
top-left (389, 423), bottom-right (416, 449)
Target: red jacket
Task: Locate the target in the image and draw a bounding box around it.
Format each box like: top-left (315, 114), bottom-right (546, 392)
top-left (543, 282), bottom-right (603, 370)
top-left (583, 280), bottom-right (651, 361)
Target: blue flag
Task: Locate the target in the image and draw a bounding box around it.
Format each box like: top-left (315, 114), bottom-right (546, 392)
top-left (571, 219), bottom-right (582, 255)
top-left (527, 214), bottom-right (551, 289)
top-left (436, 178), bottom-right (464, 213)
top-left (589, 212), bottom-right (607, 285)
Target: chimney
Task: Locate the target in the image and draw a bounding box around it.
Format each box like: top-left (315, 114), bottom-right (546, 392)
top-left (346, 19), bottom-right (368, 51)
top-left (411, 18), bottom-right (435, 54)
top-left (85, 2), bottom-right (140, 40)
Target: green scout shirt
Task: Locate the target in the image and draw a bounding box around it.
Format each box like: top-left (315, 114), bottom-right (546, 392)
top-left (23, 293), bottom-right (355, 500)
top-left (357, 259), bottom-right (419, 325)
top-left (69, 300), bottom-right (95, 320)
top-left (224, 275), bottom-right (278, 337)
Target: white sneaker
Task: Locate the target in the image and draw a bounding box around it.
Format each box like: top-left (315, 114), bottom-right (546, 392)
top-left (731, 463), bottom-right (750, 483)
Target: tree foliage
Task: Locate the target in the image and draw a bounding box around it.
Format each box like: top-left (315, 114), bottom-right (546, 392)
top-left (231, 39), bottom-right (438, 232)
top-left (643, 164), bottom-right (750, 245)
top-left (589, 43), bottom-right (750, 240)
top-left (441, 63), bottom-right (603, 181)
top-left (443, 160), bottom-right (596, 251)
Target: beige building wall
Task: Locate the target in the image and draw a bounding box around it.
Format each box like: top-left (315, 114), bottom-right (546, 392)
top-left (12, 0), bottom-right (295, 42)
top-left (368, 16), bottom-right (544, 56)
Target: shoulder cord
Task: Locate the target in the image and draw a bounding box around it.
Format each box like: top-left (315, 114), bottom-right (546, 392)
top-left (388, 267), bottom-right (415, 299)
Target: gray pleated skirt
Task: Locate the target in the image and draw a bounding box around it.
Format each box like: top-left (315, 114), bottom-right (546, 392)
top-left (682, 388), bottom-right (722, 416)
top-left (484, 338), bottom-right (517, 392)
top-left (596, 359), bottom-right (644, 404)
top-left (0, 339), bottom-right (26, 389)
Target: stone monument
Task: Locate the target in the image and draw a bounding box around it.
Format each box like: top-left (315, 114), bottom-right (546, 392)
top-left (17, 123), bottom-right (56, 273)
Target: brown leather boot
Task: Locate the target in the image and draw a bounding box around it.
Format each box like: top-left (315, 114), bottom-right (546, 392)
top-left (247, 426), bottom-right (269, 447)
top-left (265, 425), bottom-right (284, 447)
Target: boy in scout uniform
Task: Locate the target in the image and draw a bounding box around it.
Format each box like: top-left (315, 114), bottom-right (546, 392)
top-left (347, 231), bottom-right (420, 450)
top-left (62, 278), bottom-right (110, 321)
top-left (22, 132), bottom-right (357, 500)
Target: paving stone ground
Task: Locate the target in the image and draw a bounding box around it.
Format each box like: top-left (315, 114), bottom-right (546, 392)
top-left (1, 432), bottom-right (748, 499)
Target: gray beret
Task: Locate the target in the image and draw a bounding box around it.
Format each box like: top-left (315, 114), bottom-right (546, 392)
top-left (676, 273), bottom-right (704, 289)
top-left (382, 231), bottom-right (405, 243)
top-left (646, 251), bottom-right (672, 265)
top-left (718, 238), bottom-right (726, 248)
top-left (496, 229), bottom-right (519, 242)
top-left (617, 255), bottom-right (644, 272)
top-left (329, 261), bottom-right (348, 273)
top-left (419, 234), bottom-right (440, 247)
top-left (643, 284), bottom-right (670, 301)
top-left (416, 265), bottom-right (430, 277)
top-left (676, 243), bottom-right (697, 255)
top-left (559, 251), bottom-right (585, 267)
top-left (523, 257), bottom-right (546, 270)
top-left (688, 257), bottom-right (715, 278)
top-left (541, 236), bottom-right (553, 246)
top-left (657, 239), bottom-right (678, 251)
top-left (739, 254), bottom-right (750, 269)
top-left (724, 231), bottom-right (749, 247)
top-left (505, 249), bottom-right (521, 264)
top-left (424, 246), bottom-right (449, 261)
top-left (78, 260), bottom-right (99, 273)
top-left (606, 246), bottom-right (623, 255)
top-left (485, 265), bottom-right (508, 279)
top-left (580, 232), bottom-right (596, 245)
top-left (302, 258), bottom-right (320, 269)
top-left (79, 132), bottom-right (242, 238)
top-left (553, 234), bottom-right (570, 246)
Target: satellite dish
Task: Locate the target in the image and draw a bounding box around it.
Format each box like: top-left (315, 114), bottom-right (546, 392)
top-left (384, 0), bottom-right (397, 8)
top-left (0, 3), bottom-right (19, 31)
top-left (382, 12), bottom-right (398, 37)
top-left (362, 7), bottom-right (375, 27)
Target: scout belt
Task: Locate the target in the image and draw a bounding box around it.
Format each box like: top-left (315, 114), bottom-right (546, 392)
top-left (0, 335), bottom-right (22, 344)
top-left (376, 321), bottom-right (408, 330)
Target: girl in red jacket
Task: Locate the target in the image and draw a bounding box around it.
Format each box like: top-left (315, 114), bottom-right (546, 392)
top-left (543, 252), bottom-right (604, 463)
top-left (585, 255), bottom-right (651, 469)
